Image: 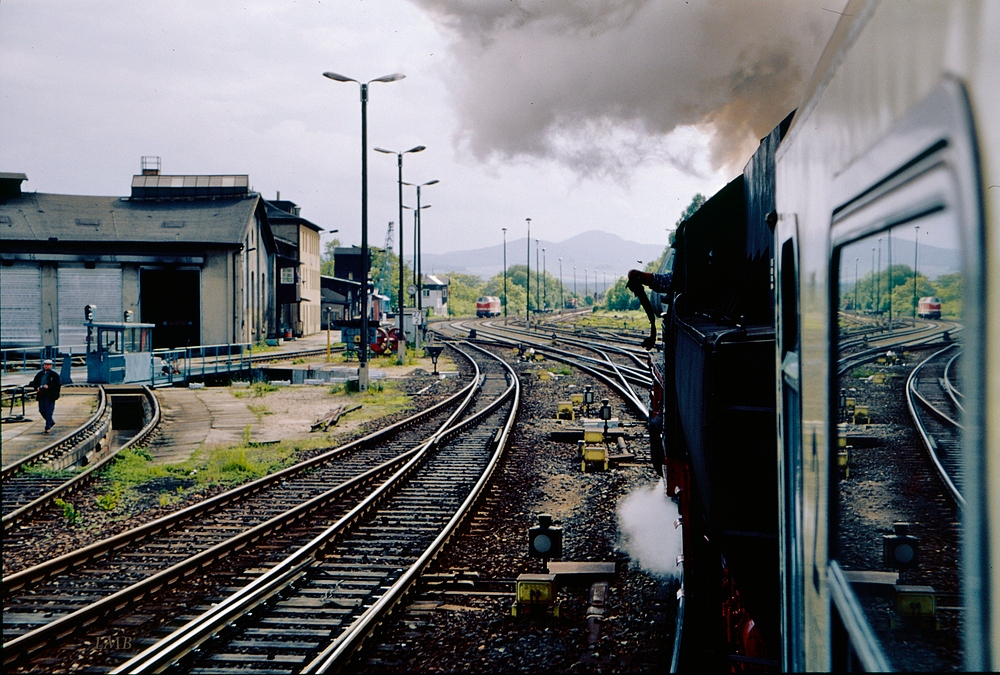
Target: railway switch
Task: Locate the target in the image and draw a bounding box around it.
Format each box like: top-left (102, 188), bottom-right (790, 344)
top-left (837, 446), bottom-right (852, 479)
top-left (894, 585), bottom-right (937, 624)
top-left (581, 444), bottom-right (609, 472)
top-left (853, 405), bottom-right (869, 425)
top-left (528, 513), bottom-right (562, 560)
top-left (511, 573), bottom-right (559, 617)
top-left (883, 522), bottom-right (919, 569)
top-left (583, 420), bottom-right (605, 443)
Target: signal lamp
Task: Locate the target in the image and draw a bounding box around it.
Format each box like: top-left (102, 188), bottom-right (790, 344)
top-left (425, 345), bottom-right (444, 374)
top-left (883, 522), bottom-right (919, 569)
top-left (528, 513), bottom-right (562, 560)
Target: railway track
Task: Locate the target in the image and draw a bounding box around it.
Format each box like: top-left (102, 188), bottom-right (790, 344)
top-left (0, 345), bottom-right (487, 669)
top-left (836, 321), bottom-right (961, 376)
top-left (2, 386), bottom-right (161, 533)
top-left (442, 320), bottom-right (650, 418)
top-left (2, 345), bottom-right (345, 534)
top-left (905, 344), bottom-right (965, 507)
top-left (109, 342), bottom-right (518, 674)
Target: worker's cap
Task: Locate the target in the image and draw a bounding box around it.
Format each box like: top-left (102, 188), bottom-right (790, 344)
top-left (43, 359), bottom-right (54, 365)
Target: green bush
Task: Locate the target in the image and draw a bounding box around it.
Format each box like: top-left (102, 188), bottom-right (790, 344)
top-left (54, 498), bottom-right (80, 524)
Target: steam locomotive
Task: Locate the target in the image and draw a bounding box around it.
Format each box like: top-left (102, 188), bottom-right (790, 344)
top-left (638, 2), bottom-right (999, 670)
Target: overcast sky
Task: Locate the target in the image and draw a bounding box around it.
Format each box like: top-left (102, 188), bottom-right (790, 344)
top-left (1, 0), bottom-right (844, 259)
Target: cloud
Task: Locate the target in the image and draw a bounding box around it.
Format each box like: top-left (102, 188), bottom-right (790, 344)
top-left (414, 0), bottom-right (840, 175)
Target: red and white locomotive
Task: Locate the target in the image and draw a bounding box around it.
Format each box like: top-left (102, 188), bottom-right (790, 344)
top-left (917, 296), bottom-right (942, 319)
top-left (475, 296), bottom-right (501, 318)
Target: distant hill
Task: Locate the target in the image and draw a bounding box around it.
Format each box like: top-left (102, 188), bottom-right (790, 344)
top-left (419, 230), bottom-right (666, 284)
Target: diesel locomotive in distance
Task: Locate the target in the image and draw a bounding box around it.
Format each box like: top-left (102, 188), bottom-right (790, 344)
top-left (630, 1), bottom-right (999, 671)
top-left (917, 296), bottom-right (943, 320)
top-left (475, 296), bottom-right (502, 318)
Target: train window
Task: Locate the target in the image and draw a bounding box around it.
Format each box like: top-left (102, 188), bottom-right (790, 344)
top-left (827, 80), bottom-right (985, 671)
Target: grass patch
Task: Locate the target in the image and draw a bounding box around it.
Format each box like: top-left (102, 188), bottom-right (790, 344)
top-left (92, 431), bottom-right (317, 517)
top-left (53, 498), bottom-right (80, 524)
top-left (551, 364), bottom-right (574, 377)
top-left (851, 366), bottom-right (877, 379)
top-left (573, 310), bottom-right (648, 329)
top-left (247, 403), bottom-right (270, 421)
top-left (233, 381), bottom-right (279, 399)
top-left (90, 379), bottom-right (411, 518)
top-left (20, 464), bottom-right (77, 479)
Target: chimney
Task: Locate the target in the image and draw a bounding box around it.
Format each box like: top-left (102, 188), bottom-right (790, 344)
top-left (141, 156), bottom-right (161, 176)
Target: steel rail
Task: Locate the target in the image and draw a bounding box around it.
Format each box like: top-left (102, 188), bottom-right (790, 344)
top-left (305, 342), bottom-right (518, 673)
top-left (2, 347), bottom-right (480, 665)
top-left (836, 324), bottom-right (962, 376)
top-left (453, 322), bottom-right (649, 419)
top-left (2, 386), bottom-right (161, 532)
top-left (2, 387), bottom-right (124, 532)
top-left (941, 351), bottom-right (965, 414)
top-left (474, 320), bottom-right (653, 388)
top-left (3, 349), bottom-right (476, 594)
top-left (1, 386), bottom-right (108, 479)
top-left (112, 343), bottom-right (514, 674)
top-left (904, 345), bottom-right (965, 507)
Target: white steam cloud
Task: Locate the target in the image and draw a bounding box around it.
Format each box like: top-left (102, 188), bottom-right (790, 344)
top-left (414, 0), bottom-right (842, 177)
top-left (616, 479), bottom-right (683, 580)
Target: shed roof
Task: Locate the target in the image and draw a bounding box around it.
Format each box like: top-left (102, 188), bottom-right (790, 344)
top-left (263, 201), bottom-right (324, 232)
top-left (0, 192), bottom-right (261, 246)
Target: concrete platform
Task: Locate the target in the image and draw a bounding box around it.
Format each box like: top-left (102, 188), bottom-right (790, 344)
top-left (146, 388), bottom-right (260, 464)
top-left (1, 390), bottom-right (99, 468)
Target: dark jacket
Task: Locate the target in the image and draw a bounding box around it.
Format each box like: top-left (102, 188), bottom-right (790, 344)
top-left (30, 369), bottom-right (61, 401)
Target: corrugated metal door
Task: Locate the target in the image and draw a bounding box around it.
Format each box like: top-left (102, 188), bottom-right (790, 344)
top-left (0, 264), bottom-right (42, 346)
top-left (58, 267), bottom-right (122, 347)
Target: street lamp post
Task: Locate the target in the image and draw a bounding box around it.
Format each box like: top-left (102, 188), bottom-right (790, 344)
top-left (558, 257), bottom-right (563, 312)
top-left (403, 201), bottom-right (431, 349)
top-left (870, 247), bottom-right (875, 312)
top-left (542, 248), bottom-right (547, 311)
top-left (323, 70), bottom-right (405, 391)
top-left (526, 218), bottom-right (531, 324)
top-left (402, 179), bottom-right (438, 350)
top-left (876, 237), bottom-right (882, 322)
top-left (887, 230), bottom-right (893, 330)
top-left (502, 228), bottom-right (508, 324)
top-left (854, 257), bottom-right (859, 313)
top-left (573, 266), bottom-right (577, 299)
top-left (913, 225), bottom-right (920, 324)
top-left (325, 306), bottom-right (333, 362)
top-left (535, 239), bottom-right (540, 314)
top-left (374, 144), bottom-right (425, 364)
top-left (585, 268), bottom-right (589, 299)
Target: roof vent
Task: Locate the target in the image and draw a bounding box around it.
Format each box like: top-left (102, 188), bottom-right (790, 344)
top-left (131, 174), bottom-right (249, 200)
top-left (142, 156), bottom-right (161, 176)
top-left (0, 172), bottom-right (28, 199)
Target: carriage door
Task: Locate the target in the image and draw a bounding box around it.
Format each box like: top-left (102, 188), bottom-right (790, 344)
top-left (777, 223), bottom-right (804, 671)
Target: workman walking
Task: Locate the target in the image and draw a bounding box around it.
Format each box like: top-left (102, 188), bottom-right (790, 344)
top-left (30, 358), bottom-right (61, 433)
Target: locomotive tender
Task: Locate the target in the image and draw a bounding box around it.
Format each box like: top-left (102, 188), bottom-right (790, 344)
top-left (639, 2), bottom-right (999, 671)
